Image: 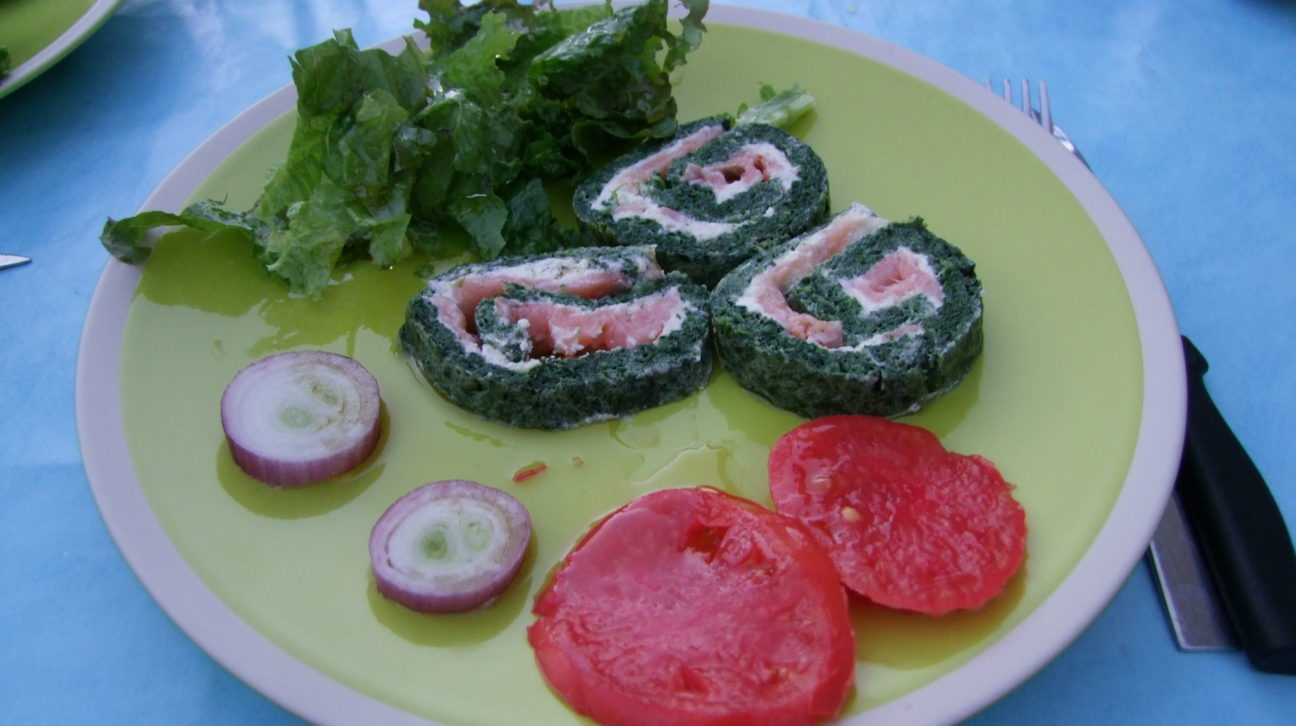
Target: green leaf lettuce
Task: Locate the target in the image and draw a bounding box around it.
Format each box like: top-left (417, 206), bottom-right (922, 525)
top-left (102, 0), bottom-right (710, 297)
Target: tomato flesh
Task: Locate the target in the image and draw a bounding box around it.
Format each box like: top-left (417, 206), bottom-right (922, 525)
top-left (768, 415), bottom-right (1027, 615)
top-left (528, 487), bottom-right (855, 726)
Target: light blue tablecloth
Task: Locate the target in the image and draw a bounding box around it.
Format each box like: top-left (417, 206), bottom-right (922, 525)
top-left (2, 1), bottom-right (1293, 723)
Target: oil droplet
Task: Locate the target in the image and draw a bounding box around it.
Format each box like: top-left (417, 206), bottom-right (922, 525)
top-left (444, 421), bottom-right (506, 448)
top-left (609, 418), bottom-right (662, 449)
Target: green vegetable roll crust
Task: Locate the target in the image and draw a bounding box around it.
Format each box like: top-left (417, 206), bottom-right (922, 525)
top-left (574, 117), bottom-right (830, 287)
top-left (400, 247), bottom-right (714, 430)
top-left (710, 204), bottom-right (984, 419)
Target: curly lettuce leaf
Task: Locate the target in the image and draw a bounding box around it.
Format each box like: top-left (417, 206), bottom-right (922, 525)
top-left (100, 201), bottom-right (264, 264)
top-left (736, 82), bottom-right (818, 129)
top-left (101, 212), bottom-right (184, 263)
top-left (416, 0), bottom-right (526, 54)
top-left (500, 177), bottom-right (582, 256)
top-left (526, 0), bottom-right (708, 163)
top-left (102, 0), bottom-right (709, 297)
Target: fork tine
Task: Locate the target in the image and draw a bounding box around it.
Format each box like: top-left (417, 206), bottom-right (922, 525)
top-left (1038, 79), bottom-right (1053, 134)
top-left (986, 77), bottom-right (1053, 133)
top-left (989, 77), bottom-right (1021, 112)
top-left (987, 76), bottom-right (1089, 167)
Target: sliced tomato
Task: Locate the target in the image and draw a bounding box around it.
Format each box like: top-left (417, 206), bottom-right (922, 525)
top-left (527, 487), bottom-right (855, 726)
top-left (768, 415), bottom-right (1027, 615)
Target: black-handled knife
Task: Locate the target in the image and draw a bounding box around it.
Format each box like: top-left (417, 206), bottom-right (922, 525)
top-left (1175, 335), bottom-right (1296, 674)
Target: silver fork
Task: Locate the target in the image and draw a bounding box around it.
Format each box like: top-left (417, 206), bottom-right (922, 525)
top-left (985, 78), bottom-right (1087, 167)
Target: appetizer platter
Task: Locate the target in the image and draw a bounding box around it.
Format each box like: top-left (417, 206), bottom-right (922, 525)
top-left (78, 2), bottom-right (1185, 725)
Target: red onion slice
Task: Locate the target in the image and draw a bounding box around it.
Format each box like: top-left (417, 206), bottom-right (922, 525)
top-left (370, 480), bottom-right (532, 613)
top-left (220, 351), bottom-right (382, 487)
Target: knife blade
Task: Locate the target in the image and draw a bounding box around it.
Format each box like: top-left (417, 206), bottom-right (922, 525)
top-left (1148, 488), bottom-right (1238, 650)
top-left (0, 254), bottom-right (31, 269)
top-left (1160, 335), bottom-right (1296, 673)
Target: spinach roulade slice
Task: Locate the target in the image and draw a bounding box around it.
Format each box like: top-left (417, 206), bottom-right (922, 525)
top-left (573, 116), bottom-right (830, 287)
top-left (400, 247), bottom-right (714, 430)
top-left (710, 203), bottom-right (984, 419)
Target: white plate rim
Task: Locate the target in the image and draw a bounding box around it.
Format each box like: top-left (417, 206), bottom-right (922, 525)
top-left (75, 6), bottom-right (1186, 725)
top-left (0, 0), bottom-right (124, 99)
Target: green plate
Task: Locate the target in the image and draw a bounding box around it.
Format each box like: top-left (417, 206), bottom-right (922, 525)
top-left (78, 7), bottom-right (1185, 726)
top-left (0, 0), bottom-right (121, 98)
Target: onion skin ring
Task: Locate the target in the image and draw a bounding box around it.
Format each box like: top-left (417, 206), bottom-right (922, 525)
top-left (220, 350), bottom-right (382, 487)
top-left (370, 480), bottom-right (533, 613)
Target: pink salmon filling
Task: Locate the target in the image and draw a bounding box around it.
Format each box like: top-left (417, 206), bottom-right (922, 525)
top-left (740, 205), bottom-right (944, 349)
top-left (595, 124), bottom-right (727, 212)
top-left (609, 199), bottom-right (719, 232)
top-left (430, 258), bottom-right (662, 348)
top-left (682, 143), bottom-right (795, 203)
top-left (684, 152), bottom-right (772, 188)
top-left (846, 247), bottom-right (945, 311)
top-left (740, 206), bottom-right (886, 348)
top-left (493, 287), bottom-right (686, 358)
